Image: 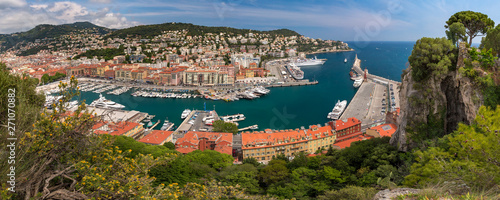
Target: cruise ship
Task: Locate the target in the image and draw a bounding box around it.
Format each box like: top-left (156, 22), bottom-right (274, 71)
top-left (293, 56), bottom-right (326, 66)
top-left (181, 109), bottom-right (191, 119)
top-left (89, 94), bottom-right (125, 109)
top-left (286, 63), bottom-right (304, 80)
top-left (327, 100), bottom-right (347, 120)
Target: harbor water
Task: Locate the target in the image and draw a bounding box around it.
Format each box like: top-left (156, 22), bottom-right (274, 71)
top-left (76, 41), bottom-right (414, 131)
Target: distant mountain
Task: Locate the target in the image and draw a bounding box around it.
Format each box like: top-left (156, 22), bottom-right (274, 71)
top-left (106, 22), bottom-right (301, 39)
top-left (0, 22), bottom-right (112, 51)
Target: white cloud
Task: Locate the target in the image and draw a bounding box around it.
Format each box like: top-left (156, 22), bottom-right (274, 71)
top-left (0, 0), bottom-right (26, 9)
top-left (47, 1), bottom-right (89, 22)
top-left (0, 1), bottom-right (138, 34)
top-left (89, 0), bottom-right (112, 3)
top-left (30, 4), bottom-right (48, 10)
top-left (92, 12), bottom-right (139, 29)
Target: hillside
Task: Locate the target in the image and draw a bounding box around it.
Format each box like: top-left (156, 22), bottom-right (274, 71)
top-left (106, 22), bottom-right (301, 39)
top-left (0, 22), bottom-right (112, 51)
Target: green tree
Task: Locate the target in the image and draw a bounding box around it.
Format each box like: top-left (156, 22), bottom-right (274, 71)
top-left (482, 24), bottom-right (500, 56)
top-left (163, 141), bottom-right (175, 150)
top-left (41, 73), bottom-right (49, 84)
top-left (212, 120), bottom-right (238, 134)
top-left (405, 106), bottom-right (500, 190)
top-left (445, 22), bottom-right (467, 47)
top-left (445, 11), bottom-right (495, 45)
top-left (259, 160), bottom-right (289, 186)
top-left (242, 157), bottom-right (261, 167)
top-left (408, 37), bottom-right (457, 82)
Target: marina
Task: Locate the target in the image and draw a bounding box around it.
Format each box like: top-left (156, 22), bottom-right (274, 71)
top-left (63, 42), bottom-right (411, 132)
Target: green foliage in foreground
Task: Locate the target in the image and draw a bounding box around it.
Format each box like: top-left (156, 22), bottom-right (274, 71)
top-left (405, 106), bottom-right (500, 191)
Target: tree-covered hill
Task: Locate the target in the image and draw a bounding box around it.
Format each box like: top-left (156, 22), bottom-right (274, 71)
top-left (0, 22), bottom-right (112, 51)
top-left (106, 22), bottom-right (301, 39)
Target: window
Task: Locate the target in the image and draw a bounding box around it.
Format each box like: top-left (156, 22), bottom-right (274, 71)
top-left (262, 157), bottom-right (265, 160)
top-left (251, 153), bottom-right (254, 156)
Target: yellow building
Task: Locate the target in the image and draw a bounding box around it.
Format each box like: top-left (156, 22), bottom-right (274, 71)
top-left (241, 124), bottom-right (336, 163)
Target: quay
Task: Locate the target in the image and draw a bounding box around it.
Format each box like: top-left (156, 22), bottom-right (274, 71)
top-left (175, 110), bottom-right (220, 133)
top-left (148, 120), bottom-right (161, 130)
top-left (69, 106), bottom-right (148, 123)
top-left (340, 55), bottom-right (401, 131)
top-left (266, 80), bottom-right (318, 87)
top-left (238, 125), bottom-right (258, 131)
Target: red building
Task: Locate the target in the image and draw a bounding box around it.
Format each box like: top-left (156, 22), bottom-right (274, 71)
top-left (333, 117), bottom-right (362, 142)
top-left (175, 131), bottom-right (233, 155)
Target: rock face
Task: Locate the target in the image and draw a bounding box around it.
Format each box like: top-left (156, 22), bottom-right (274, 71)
top-left (390, 43), bottom-right (483, 151)
top-left (372, 188), bottom-right (421, 200)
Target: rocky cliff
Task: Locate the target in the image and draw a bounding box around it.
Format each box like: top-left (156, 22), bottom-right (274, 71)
top-left (390, 43), bottom-right (484, 151)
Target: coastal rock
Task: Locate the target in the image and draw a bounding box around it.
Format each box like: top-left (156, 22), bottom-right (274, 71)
top-left (390, 43), bottom-right (483, 151)
top-left (372, 188), bottom-right (421, 200)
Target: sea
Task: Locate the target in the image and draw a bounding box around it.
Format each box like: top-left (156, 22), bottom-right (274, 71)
top-left (76, 41), bottom-right (414, 131)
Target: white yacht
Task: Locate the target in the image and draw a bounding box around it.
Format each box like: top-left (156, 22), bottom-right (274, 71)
top-left (160, 119), bottom-right (175, 131)
top-left (327, 100), bottom-right (347, 120)
top-left (253, 86), bottom-right (270, 95)
top-left (344, 58), bottom-right (347, 63)
top-left (181, 109), bottom-right (191, 119)
top-left (293, 56), bottom-right (326, 67)
top-left (353, 79), bottom-right (363, 88)
top-left (89, 94), bottom-right (125, 109)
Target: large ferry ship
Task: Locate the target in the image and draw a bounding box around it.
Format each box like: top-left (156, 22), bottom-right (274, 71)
top-left (286, 63), bottom-right (304, 80)
top-left (89, 94), bottom-right (125, 109)
top-left (327, 100), bottom-right (347, 120)
top-left (293, 56), bottom-right (326, 66)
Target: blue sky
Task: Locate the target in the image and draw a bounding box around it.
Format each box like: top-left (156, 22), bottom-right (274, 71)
top-left (1, 0), bottom-right (499, 43)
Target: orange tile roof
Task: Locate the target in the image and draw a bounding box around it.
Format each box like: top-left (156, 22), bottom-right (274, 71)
top-left (175, 131), bottom-right (233, 155)
top-left (94, 130), bottom-right (109, 135)
top-left (107, 121), bottom-right (142, 136)
top-left (139, 130), bottom-right (173, 145)
top-left (369, 123), bottom-right (397, 137)
top-left (242, 125), bottom-right (334, 150)
top-left (333, 135), bottom-right (367, 149)
top-left (92, 121), bottom-right (107, 130)
top-left (335, 117), bottom-right (361, 131)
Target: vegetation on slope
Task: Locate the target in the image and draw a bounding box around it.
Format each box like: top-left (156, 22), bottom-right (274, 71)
top-left (0, 22), bottom-right (111, 52)
top-left (106, 22), bottom-right (301, 39)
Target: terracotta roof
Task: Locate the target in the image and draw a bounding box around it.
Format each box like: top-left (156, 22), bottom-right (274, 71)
top-left (369, 123), bottom-right (397, 137)
top-left (92, 121), bottom-right (107, 130)
top-left (105, 121), bottom-right (142, 136)
top-left (335, 117), bottom-right (361, 131)
top-left (139, 130), bottom-right (173, 145)
top-left (175, 131), bottom-right (233, 155)
top-left (333, 135), bottom-right (367, 149)
top-left (93, 130), bottom-right (109, 135)
top-left (242, 125), bottom-right (334, 150)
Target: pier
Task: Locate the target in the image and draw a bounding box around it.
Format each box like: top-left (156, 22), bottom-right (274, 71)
top-left (340, 55), bottom-right (401, 131)
top-left (220, 114), bottom-right (246, 122)
top-left (266, 80), bottom-right (318, 87)
top-left (148, 120), bottom-right (161, 130)
top-left (238, 125), bottom-right (258, 131)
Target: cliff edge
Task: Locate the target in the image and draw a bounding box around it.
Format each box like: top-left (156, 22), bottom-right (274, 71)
top-left (390, 43), bottom-right (484, 151)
